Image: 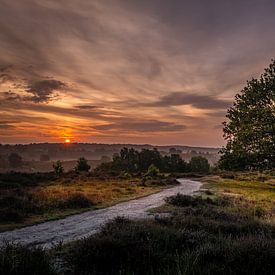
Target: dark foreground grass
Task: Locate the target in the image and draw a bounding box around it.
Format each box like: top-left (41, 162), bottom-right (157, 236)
top-left (0, 243), bottom-right (56, 275)
top-left (63, 195), bottom-right (274, 275)
top-left (1, 178), bottom-right (274, 275)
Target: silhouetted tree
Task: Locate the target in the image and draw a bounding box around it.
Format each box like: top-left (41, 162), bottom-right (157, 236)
top-left (164, 154), bottom-right (187, 172)
top-left (138, 149), bottom-right (163, 171)
top-left (189, 156), bottom-right (210, 173)
top-left (219, 60), bottom-right (275, 170)
top-left (53, 160), bottom-right (64, 176)
top-left (8, 153), bottom-right (23, 168)
top-left (113, 148), bottom-right (139, 172)
top-left (75, 157), bottom-right (91, 172)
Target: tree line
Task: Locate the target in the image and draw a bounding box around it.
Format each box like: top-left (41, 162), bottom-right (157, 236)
top-left (96, 147), bottom-right (210, 174)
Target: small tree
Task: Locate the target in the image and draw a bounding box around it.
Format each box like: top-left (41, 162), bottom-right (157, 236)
top-left (53, 160), bottom-right (64, 176)
top-left (8, 153), bottom-right (23, 168)
top-left (75, 157), bottom-right (90, 172)
top-left (188, 156), bottom-right (210, 173)
top-left (146, 164), bottom-right (160, 177)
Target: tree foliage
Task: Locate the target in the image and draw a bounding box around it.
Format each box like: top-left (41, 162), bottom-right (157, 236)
top-left (188, 156), bottom-right (210, 173)
top-left (96, 147), bottom-right (209, 174)
top-left (219, 60), bottom-right (275, 170)
top-left (145, 164), bottom-right (160, 177)
top-left (75, 157), bottom-right (91, 172)
top-left (53, 160), bottom-right (64, 176)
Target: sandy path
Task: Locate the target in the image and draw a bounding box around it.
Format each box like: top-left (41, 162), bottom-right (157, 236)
top-left (0, 179), bottom-right (201, 248)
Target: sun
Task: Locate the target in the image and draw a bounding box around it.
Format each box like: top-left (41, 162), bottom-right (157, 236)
top-left (64, 138), bottom-right (71, 143)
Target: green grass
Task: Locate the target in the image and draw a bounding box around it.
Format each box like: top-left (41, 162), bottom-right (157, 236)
top-left (201, 175), bottom-right (275, 222)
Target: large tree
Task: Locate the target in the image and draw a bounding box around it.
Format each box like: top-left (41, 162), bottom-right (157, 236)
top-left (219, 60), bottom-right (275, 170)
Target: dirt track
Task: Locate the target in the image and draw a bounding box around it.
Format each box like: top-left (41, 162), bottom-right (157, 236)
top-left (0, 179), bottom-right (201, 248)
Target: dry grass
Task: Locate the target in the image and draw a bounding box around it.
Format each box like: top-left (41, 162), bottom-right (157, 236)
top-left (0, 176), bottom-right (172, 232)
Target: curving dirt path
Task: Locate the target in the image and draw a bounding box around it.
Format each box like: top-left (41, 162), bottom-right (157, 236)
top-left (0, 179), bottom-right (201, 248)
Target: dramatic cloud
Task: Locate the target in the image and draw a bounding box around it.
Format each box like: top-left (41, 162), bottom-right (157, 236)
top-left (149, 92), bottom-right (231, 109)
top-left (26, 79), bottom-right (66, 103)
top-left (0, 0), bottom-right (274, 145)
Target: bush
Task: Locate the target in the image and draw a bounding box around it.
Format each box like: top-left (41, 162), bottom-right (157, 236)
top-left (0, 243), bottom-right (55, 275)
top-left (64, 216), bottom-right (275, 275)
top-left (188, 156), bottom-right (210, 173)
top-left (254, 206), bottom-right (266, 218)
top-left (62, 193), bottom-right (93, 209)
top-left (145, 164), bottom-right (160, 177)
top-left (65, 218), bottom-right (206, 275)
top-left (53, 161), bottom-right (64, 176)
top-left (75, 157), bottom-right (91, 172)
top-left (165, 194), bottom-right (216, 207)
top-left (0, 193), bottom-right (40, 222)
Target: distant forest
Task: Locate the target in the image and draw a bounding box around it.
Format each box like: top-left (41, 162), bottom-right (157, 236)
top-left (0, 143), bottom-right (220, 173)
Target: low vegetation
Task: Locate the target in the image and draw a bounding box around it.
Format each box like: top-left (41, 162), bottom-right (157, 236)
top-left (0, 171), bottom-right (177, 231)
top-left (0, 175), bottom-right (273, 274)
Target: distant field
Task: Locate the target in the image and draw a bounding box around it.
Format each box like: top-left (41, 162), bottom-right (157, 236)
top-left (0, 174), bottom-right (176, 232)
top-left (0, 159), bottom-right (101, 173)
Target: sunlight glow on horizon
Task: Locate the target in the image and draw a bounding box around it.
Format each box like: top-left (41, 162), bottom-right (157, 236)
top-left (65, 138), bottom-right (71, 143)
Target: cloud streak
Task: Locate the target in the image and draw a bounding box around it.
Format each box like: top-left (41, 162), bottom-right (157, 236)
top-left (0, 0), bottom-right (274, 146)
top-left (148, 92), bottom-right (231, 109)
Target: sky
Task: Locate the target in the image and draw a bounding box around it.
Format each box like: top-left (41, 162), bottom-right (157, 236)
top-left (0, 0), bottom-right (275, 146)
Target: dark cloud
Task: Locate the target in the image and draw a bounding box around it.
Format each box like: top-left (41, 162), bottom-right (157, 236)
top-left (149, 92), bottom-right (231, 109)
top-left (1, 79), bottom-right (67, 103)
top-left (2, 91), bottom-right (21, 101)
top-left (26, 79), bottom-right (66, 103)
top-left (94, 120), bottom-right (185, 133)
top-left (74, 105), bottom-right (98, 110)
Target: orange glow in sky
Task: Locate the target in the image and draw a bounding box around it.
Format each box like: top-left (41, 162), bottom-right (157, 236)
top-left (65, 138), bottom-right (71, 143)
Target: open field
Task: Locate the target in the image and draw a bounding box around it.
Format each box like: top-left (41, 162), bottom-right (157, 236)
top-left (1, 175), bottom-right (274, 274)
top-left (0, 179), bottom-right (200, 247)
top-left (0, 173), bottom-right (177, 232)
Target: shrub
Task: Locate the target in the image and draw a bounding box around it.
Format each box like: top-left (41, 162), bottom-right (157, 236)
top-left (0, 243), bottom-right (55, 275)
top-left (65, 218), bottom-right (206, 275)
top-left (145, 164), bottom-right (160, 177)
top-left (53, 161), bottom-right (64, 176)
top-left (63, 193), bottom-right (93, 209)
top-left (75, 157), bottom-right (91, 172)
top-left (254, 206), bottom-right (266, 218)
top-left (188, 156), bottom-right (210, 173)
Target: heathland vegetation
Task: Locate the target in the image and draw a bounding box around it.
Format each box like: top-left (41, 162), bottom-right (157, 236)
top-left (0, 61), bottom-right (274, 274)
top-left (0, 153), bottom-right (209, 231)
